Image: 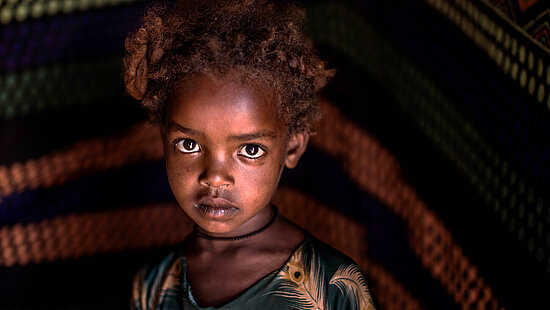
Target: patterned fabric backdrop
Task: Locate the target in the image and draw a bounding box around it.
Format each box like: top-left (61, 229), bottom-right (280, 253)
top-left (0, 0), bottom-right (548, 309)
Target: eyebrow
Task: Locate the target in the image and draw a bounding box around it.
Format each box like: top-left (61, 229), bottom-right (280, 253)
top-left (168, 123), bottom-right (276, 141)
top-left (228, 131), bottom-right (277, 141)
top-left (168, 124), bottom-right (203, 137)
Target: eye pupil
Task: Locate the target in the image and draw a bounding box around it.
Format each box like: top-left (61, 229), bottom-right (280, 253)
top-left (246, 145), bottom-right (258, 155)
top-left (184, 140), bottom-right (196, 150)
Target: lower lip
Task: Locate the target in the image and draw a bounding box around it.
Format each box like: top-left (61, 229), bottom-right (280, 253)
top-left (193, 203), bottom-right (239, 220)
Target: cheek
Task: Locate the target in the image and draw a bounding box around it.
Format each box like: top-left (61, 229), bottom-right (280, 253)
top-left (165, 158), bottom-right (194, 194)
top-left (239, 163), bottom-right (281, 202)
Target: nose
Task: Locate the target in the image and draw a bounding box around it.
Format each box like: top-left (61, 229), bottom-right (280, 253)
top-left (198, 151), bottom-right (234, 188)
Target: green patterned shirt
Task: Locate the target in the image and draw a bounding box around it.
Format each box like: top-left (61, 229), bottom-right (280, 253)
top-left (132, 233), bottom-right (376, 310)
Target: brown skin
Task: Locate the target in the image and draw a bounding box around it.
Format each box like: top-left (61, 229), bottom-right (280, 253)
top-left (162, 73), bottom-right (308, 307)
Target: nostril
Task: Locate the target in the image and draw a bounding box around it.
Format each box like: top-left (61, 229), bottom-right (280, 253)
top-left (202, 181), bottom-right (229, 188)
top-left (200, 174), bottom-right (232, 188)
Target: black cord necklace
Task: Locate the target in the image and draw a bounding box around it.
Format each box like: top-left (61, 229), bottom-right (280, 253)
top-left (194, 207), bottom-right (278, 241)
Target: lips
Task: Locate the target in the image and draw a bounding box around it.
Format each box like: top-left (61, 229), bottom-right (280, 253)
top-left (193, 197), bottom-right (239, 219)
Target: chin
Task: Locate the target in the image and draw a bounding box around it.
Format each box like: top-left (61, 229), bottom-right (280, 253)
top-left (196, 219), bottom-right (237, 234)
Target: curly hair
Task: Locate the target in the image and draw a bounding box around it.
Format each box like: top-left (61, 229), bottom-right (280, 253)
top-left (123, 0), bottom-right (334, 133)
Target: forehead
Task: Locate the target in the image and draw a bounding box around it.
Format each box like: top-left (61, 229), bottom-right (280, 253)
top-left (167, 74), bottom-right (286, 136)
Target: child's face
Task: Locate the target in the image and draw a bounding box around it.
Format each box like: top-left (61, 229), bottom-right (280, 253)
top-left (163, 74), bottom-right (308, 235)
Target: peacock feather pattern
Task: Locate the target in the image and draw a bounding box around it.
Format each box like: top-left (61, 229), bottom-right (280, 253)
top-left (329, 265), bottom-right (375, 310)
top-left (154, 255), bottom-right (182, 309)
top-left (272, 247), bottom-right (328, 309)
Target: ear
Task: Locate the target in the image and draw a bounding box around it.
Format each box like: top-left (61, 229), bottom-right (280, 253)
top-left (285, 131), bottom-right (310, 169)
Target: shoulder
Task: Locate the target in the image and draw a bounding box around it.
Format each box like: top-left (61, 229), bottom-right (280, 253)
top-left (275, 233), bottom-right (376, 310)
top-left (303, 234), bottom-right (358, 270)
top-left (131, 245), bottom-right (184, 310)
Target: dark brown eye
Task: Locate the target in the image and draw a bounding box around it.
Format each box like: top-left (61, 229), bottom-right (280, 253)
top-left (238, 144), bottom-right (265, 159)
top-left (246, 145), bottom-right (258, 155)
top-left (175, 139), bottom-right (200, 153)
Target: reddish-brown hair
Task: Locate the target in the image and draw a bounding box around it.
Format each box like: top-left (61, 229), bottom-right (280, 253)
top-left (124, 0), bottom-right (334, 133)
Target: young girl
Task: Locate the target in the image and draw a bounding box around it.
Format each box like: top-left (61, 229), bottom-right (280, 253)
top-left (124, 1), bottom-right (375, 309)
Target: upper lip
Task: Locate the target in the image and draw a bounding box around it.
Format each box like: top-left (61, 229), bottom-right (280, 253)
top-left (196, 196), bottom-right (236, 208)
top-left (195, 187), bottom-right (237, 207)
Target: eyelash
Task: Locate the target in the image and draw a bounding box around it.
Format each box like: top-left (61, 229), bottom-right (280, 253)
top-left (172, 139), bottom-right (266, 159)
